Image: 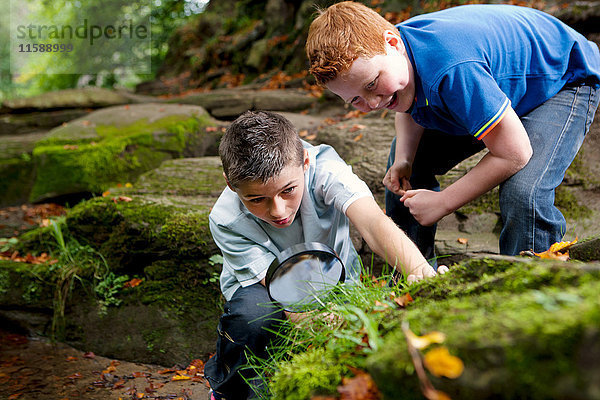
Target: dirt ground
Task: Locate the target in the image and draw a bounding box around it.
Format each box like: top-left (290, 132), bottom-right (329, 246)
top-left (0, 328), bottom-right (211, 400)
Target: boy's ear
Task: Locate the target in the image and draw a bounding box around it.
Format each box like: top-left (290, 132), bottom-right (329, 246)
top-left (303, 149), bottom-right (310, 172)
top-left (223, 172), bottom-right (235, 191)
top-left (383, 30), bottom-right (403, 51)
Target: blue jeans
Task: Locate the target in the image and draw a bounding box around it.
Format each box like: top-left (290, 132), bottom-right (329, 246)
top-left (204, 284), bottom-right (285, 400)
top-left (386, 83), bottom-right (599, 257)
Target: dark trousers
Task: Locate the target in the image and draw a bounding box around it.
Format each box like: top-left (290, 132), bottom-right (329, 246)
top-left (204, 284), bottom-right (285, 400)
top-left (385, 130), bottom-right (485, 263)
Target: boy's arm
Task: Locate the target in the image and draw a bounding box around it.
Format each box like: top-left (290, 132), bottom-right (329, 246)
top-left (400, 107), bottom-right (532, 226)
top-left (383, 112), bottom-right (424, 195)
top-left (346, 196), bottom-right (435, 278)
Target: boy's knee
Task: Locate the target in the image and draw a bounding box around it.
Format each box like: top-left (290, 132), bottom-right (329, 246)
top-left (226, 284), bottom-right (284, 338)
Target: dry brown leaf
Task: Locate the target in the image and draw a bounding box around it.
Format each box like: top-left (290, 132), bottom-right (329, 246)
top-left (353, 133), bottom-right (364, 142)
top-left (457, 237), bottom-right (468, 245)
top-left (337, 370), bottom-right (381, 400)
top-left (124, 278), bottom-right (143, 288)
top-left (392, 293), bottom-right (414, 308)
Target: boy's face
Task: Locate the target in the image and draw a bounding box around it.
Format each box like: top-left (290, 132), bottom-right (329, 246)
top-left (326, 30), bottom-right (415, 114)
top-left (229, 149), bottom-right (309, 229)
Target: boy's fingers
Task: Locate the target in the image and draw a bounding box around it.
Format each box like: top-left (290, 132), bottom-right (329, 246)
top-left (407, 274), bottom-right (423, 284)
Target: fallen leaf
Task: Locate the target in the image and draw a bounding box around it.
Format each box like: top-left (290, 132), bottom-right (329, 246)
top-left (349, 124), bottom-right (366, 132)
top-left (423, 346), bottom-right (464, 379)
top-left (457, 237), bottom-right (468, 245)
top-left (102, 191), bottom-right (111, 197)
top-left (67, 372), bottom-right (83, 379)
top-left (157, 368), bottom-right (177, 374)
top-left (66, 356), bottom-right (78, 361)
top-left (534, 238), bottom-right (577, 260)
top-left (124, 278), bottom-right (143, 288)
top-left (125, 182), bottom-right (133, 188)
top-left (63, 144), bottom-right (79, 150)
top-left (298, 129), bottom-right (309, 137)
top-left (405, 330), bottom-right (446, 350)
top-left (337, 370), bottom-right (381, 399)
top-left (171, 374), bottom-right (191, 381)
top-left (305, 134), bottom-right (317, 140)
top-left (206, 126), bottom-right (218, 132)
top-left (353, 133), bottom-right (364, 142)
top-left (392, 293), bottom-right (413, 308)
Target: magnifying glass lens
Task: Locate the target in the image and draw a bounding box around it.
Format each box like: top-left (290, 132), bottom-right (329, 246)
top-left (268, 248), bottom-right (344, 312)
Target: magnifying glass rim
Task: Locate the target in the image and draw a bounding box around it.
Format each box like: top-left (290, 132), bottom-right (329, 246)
top-left (266, 242), bottom-right (345, 310)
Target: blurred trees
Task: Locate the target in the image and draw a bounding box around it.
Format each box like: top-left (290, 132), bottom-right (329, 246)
top-left (0, 0), bottom-right (207, 100)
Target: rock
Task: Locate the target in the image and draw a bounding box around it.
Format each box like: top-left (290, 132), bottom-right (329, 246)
top-left (28, 103), bottom-right (224, 203)
top-left (570, 237), bottom-right (600, 262)
top-left (4, 157), bottom-right (227, 365)
top-left (270, 257), bottom-right (600, 399)
top-left (169, 88), bottom-right (317, 119)
top-left (0, 109), bottom-right (90, 135)
top-left (313, 111), bottom-right (396, 198)
top-left (367, 258), bottom-right (600, 399)
top-left (2, 87), bottom-right (134, 111)
top-left (0, 131), bottom-right (47, 207)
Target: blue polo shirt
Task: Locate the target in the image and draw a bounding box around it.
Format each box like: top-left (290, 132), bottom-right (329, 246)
top-left (397, 4), bottom-right (600, 139)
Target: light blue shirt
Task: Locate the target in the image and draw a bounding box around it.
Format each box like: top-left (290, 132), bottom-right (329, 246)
top-left (209, 142), bottom-right (373, 301)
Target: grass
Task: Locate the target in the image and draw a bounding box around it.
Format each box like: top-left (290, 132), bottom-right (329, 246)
top-left (242, 263), bottom-right (412, 399)
top-left (46, 219), bottom-right (114, 337)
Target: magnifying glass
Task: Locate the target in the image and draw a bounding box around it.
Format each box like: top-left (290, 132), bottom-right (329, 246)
top-left (265, 242), bottom-right (346, 312)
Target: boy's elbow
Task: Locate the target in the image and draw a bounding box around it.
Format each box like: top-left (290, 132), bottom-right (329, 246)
top-left (513, 144), bottom-right (533, 173)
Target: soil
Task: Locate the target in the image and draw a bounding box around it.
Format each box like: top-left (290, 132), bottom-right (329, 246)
top-left (0, 328), bottom-right (210, 400)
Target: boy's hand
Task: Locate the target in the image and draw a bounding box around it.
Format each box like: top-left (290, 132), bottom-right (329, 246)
top-left (400, 189), bottom-right (450, 226)
top-left (383, 160), bottom-right (412, 196)
top-left (406, 264), bottom-right (449, 283)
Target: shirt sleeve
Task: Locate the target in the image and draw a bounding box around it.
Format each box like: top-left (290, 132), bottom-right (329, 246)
top-left (434, 61), bottom-right (510, 140)
top-left (209, 215), bottom-right (276, 288)
top-left (310, 145), bottom-right (373, 214)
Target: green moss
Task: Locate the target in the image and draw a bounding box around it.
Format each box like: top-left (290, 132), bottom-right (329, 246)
top-left (368, 278), bottom-right (600, 399)
top-left (271, 348), bottom-right (345, 400)
top-left (456, 188), bottom-right (500, 215)
top-left (555, 185), bottom-right (592, 220)
top-left (0, 157), bottom-right (35, 206)
top-left (0, 260), bottom-right (54, 308)
top-left (30, 115), bottom-right (212, 202)
top-left (159, 210), bottom-right (212, 256)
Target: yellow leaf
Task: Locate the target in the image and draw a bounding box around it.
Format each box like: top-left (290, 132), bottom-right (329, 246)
top-left (405, 330), bottom-right (446, 350)
top-left (423, 346), bottom-right (464, 379)
top-left (548, 238), bottom-right (577, 252)
top-left (125, 182), bottom-right (133, 188)
top-left (171, 374), bottom-right (191, 381)
top-left (534, 238), bottom-right (577, 260)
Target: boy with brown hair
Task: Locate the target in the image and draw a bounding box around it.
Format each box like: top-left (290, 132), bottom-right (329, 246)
top-left (306, 1), bottom-right (600, 260)
top-left (205, 110), bottom-right (444, 399)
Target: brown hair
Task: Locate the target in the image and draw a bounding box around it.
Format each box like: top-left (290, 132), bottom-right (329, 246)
top-left (219, 111), bottom-right (305, 188)
top-left (306, 1), bottom-right (398, 85)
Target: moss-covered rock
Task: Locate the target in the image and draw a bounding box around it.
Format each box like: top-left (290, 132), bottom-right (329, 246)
top-left (267, 257), bottom-right (600, 399)
top-left (3, 156), bottom-right (227, 365)
top-left (366, 258), bottom-right (600, 399)
top-left (29, 103), bottom-right (223, 202)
